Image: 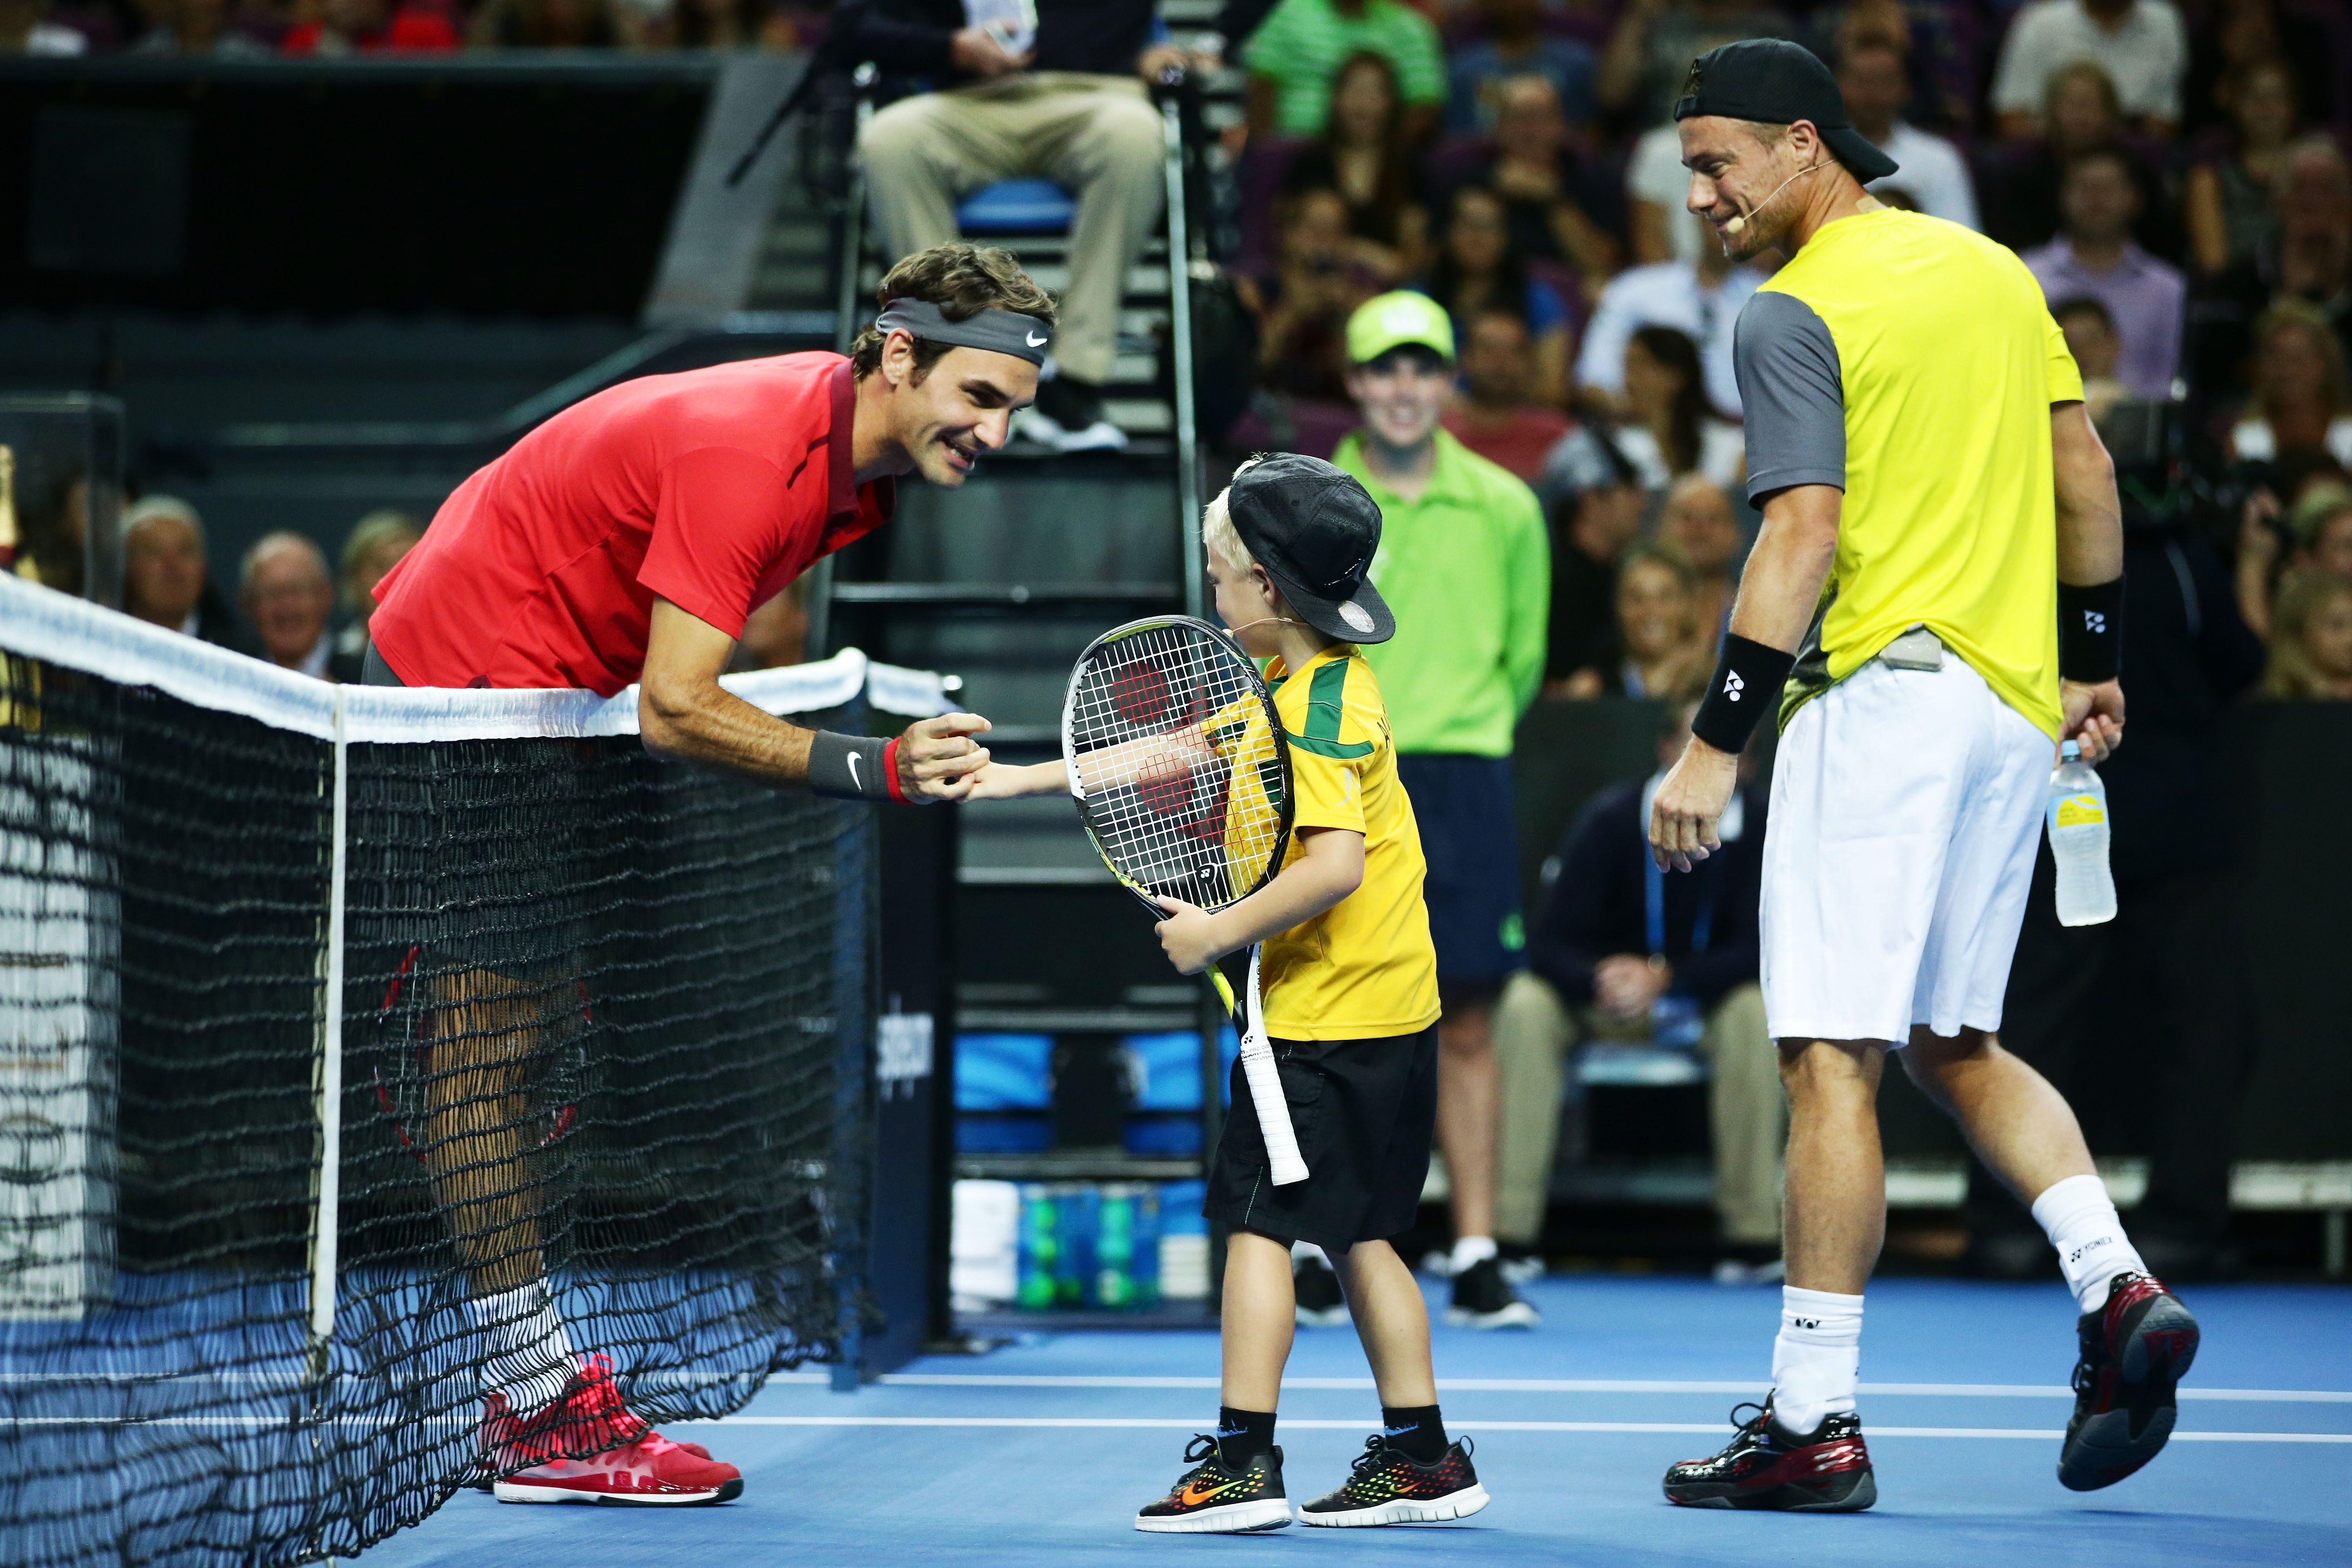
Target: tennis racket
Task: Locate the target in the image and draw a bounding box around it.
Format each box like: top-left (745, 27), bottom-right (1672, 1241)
top-left (1062, 616), bottom-right (1307, 1186)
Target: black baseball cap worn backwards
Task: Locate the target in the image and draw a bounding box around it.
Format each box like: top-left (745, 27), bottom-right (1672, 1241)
top-left (1225, 453), bottom-right (1396, 645)
top-left (1673, 38), bottom-right (1899, 183)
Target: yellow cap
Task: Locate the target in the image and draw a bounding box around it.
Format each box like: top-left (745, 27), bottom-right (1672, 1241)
top-left (1346, 290), bottom-right (1455, 366)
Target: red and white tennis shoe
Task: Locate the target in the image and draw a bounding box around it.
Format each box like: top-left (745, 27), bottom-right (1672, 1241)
top-left (480, 1353), bottom-right (742, 1506)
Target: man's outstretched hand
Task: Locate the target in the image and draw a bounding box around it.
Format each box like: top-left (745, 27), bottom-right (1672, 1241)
top-left (1649, 737), bottom-right (1738, 872)
top-left (897, 713), bottom-right (992, 802)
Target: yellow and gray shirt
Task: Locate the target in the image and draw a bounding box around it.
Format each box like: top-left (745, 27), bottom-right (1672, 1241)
top-left (1256, 645), bottom-right (1441, 1041)
top-left (1734, 207), bottom-right (2086, 739)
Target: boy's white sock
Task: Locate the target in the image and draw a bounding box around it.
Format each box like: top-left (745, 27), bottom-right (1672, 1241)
top-left (1770, 1285), bottom-right (1864, 1437)
top-left (2031, 1172), bottom-right (2149, 1314)
top-left (468, 1282), bottom-right (575, 1418)
top-left (1449, 1235), bottom-right (1497, 1275)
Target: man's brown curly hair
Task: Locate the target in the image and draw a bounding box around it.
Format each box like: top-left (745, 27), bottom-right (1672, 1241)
top-left (848, 243), bottom-right (1058, 381)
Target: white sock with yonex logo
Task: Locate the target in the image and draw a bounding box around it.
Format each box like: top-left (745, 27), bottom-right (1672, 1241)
top-left (469, 1282), bottom-right (576, 1418)
top-left (1770, 1286), bottom-right (1864, 1437)
top-left (2032, 1173), bottom-right (2149, 1314)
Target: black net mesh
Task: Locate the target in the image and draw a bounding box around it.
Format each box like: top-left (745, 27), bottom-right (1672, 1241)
top-left (0, 646), bottom-right (872, 1567)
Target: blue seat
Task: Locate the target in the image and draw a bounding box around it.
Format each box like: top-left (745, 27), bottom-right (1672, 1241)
top-left (955, 178), bottom-right (1077, 234)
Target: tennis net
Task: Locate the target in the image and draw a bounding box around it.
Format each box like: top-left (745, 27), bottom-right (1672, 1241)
top-left (0, 575), bottom-right (911, 1566)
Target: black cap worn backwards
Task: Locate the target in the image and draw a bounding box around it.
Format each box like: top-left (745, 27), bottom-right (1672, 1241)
top-left (1673, 39), bottom-right (1899, 183)
top-left (1225, 454), bottom-right (1395, 645)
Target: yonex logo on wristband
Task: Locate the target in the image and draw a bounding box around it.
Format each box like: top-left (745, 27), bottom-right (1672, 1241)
top-left (2083, 611), bottom-right (2106, 633)
top-left (1724, 671), bottom-right (1745, 701)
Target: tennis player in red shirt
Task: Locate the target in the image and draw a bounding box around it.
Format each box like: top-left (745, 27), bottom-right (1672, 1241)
top-left (367, 244), bottom-right (1048, 1507)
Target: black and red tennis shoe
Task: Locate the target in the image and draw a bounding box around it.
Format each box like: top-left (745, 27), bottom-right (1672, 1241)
top-left (2059, 1270), bottom-right (2200, 1491)
top-left (1661, 1401), bottom-right (1876, 1512)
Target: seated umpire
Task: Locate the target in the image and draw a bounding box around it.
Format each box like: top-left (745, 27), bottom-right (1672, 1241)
top-left (1491, 702), bottom-right (1781, 1274)
top-left (849, 0), bottom-right (1277, 452)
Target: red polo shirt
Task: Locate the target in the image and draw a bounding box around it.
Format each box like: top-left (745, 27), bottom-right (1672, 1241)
top-left (371, 353), bottom-right (892, 694)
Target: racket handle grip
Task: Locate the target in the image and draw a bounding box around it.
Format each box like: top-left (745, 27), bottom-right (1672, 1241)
top-left (1238, 1034), bottom-right (1310, 1186)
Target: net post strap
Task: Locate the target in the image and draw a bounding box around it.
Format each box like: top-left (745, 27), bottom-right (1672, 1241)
top-left (309, 686), bottom-right (348, 1352)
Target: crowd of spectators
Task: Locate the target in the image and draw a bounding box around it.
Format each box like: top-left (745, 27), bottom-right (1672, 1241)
top-left (0, 0), bottom-right (815, 55)
top-left (1204, 0), bottom-right (2352, 711)
top-left (116, 499), bottom-right (422, 683)
top-left (19, 2), bottom-right (2352, 703)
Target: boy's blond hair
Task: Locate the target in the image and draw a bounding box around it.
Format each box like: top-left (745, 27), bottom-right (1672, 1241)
top-left (1202, 482), bottom-right (1256, 574)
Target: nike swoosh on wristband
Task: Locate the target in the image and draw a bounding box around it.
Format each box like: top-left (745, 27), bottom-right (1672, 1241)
top-left (847, 753), bottom-right (862, 791)
top-left (1026, 331), bottom-right (1048, 347)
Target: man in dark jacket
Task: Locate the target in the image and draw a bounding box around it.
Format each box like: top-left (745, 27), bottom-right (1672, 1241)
top-left (849, 0), bottom-right (1275, 451)
top-left (1493, 703), bottom-right (1780, 1272)
top-left (1970, 414), bottom-right (2268, 1279)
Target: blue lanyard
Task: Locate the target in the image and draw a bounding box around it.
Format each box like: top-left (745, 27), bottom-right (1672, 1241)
top-left (1645, 845), bottom-right (1717, 959)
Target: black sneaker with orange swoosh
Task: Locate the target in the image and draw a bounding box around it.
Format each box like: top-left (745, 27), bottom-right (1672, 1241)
top-left (1661, 1400), bottom-right (1877, 1511)
top-left (1134, 1434), bottom-right (1291, 1534)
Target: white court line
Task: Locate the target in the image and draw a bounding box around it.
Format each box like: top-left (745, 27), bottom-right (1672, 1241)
top-left (696, 1415), bottom-right (2352, 1443)
top-left (865, 1374), bottom-right (2352, 1403)
top-left (13, 1371), bottom-right (2344, 1402)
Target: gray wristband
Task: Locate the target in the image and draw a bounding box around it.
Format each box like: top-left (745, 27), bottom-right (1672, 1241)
top-left (806, 730), bottom-right (892, 801)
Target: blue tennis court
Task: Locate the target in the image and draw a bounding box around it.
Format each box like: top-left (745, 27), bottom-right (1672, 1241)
top-left (351, 1274), bottom-right (2352, 1568)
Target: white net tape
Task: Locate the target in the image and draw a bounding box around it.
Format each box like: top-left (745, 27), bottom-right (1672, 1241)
top-left (0, 574), bottom-right (947, 742)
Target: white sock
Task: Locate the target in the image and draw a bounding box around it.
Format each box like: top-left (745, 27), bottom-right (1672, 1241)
top-left (1771, 1286), bottom-right (1864, 1436)
top-left (468, 1282), bottom-right (575, 1417)
top-left (2032, 1173), bottom-right (2149, 1314)
top-left (1449, 1235), bottom-right (1498, 1275)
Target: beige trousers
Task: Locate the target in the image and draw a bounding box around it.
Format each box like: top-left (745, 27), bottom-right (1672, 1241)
top-left (1493, 971), bottom-right (1784, 1247)
top-left (858, 73), bottom-right (1165, 387)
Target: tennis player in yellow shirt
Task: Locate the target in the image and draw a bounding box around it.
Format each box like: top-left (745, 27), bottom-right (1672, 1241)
top-left (1644, 40), bottom-right (2200, 1511)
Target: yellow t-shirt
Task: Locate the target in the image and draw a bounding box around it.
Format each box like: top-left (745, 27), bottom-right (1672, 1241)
top-left (1735, 208), bottom-right (2086, 739)
top-left (1254, 645), bottom-right (1440, 1041)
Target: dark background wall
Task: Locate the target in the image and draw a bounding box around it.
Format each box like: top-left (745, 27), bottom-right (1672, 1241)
top-left (0, 57), bottom-right (713, 317)
top-left (0, 57), bottom-right (733, 579)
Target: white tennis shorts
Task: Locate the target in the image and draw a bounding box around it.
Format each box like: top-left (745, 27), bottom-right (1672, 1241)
top-left (1759, 652), bottom-right (2053, 1046)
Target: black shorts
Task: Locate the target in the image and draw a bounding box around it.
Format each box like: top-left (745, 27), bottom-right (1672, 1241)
top-left (1396, 754), bottom-right (1525, 995)
top-left (1204, 1024), bottom-right (1439, 1253)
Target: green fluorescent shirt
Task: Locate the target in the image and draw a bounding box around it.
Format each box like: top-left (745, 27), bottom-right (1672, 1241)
top-left (1241, 0), bottom-right (1448, 138)
top-left (1334, 428), bottom-right (1550, 757)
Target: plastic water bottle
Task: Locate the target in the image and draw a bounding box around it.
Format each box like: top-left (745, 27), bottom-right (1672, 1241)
top-left (1015, 1185), bottom-right (1058, 1310)
top-left (1095, 1186), bottom-right (1137, 1308)
top-left (2048, 740), bottom-right (2117, 927)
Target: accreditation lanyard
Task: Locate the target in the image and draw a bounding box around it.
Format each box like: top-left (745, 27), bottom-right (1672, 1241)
top-left (1638, 772), bottom-right (1738, 960)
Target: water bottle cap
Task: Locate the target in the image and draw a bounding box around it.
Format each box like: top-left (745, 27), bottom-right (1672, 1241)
top-left (2060, 739), bottom-right (2080, 760)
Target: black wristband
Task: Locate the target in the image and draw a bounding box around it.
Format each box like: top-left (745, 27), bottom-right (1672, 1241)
top-left (2057, 577), bottom-right (2124, 683)
top-left (806, 730), bottom-right (892, 801)
top-left (1691, 634), bottom-right (1796, 755)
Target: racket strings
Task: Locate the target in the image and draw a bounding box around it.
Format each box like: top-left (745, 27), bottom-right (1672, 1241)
top-left (1070, 623), bottom-right (1285, 911)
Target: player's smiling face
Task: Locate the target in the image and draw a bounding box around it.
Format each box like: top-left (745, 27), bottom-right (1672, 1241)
top-left (884, 339), bottom-right (1039, 487)
top-left (1680, 115), bottom-right (1797, 263)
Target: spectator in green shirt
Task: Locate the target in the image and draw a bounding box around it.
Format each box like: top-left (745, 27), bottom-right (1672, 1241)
top-left (1245, 0), bottom-right (1448, 143)
top-left (1331, 290), bottom-right (1550, 1328)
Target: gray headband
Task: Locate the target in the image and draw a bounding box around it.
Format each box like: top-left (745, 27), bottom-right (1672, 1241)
top-left (873, 298), bottom-right (1051, 366)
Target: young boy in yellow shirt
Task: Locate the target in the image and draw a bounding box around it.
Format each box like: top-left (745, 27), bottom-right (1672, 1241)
top-left (969, 454), bottom-right (1485, 1532)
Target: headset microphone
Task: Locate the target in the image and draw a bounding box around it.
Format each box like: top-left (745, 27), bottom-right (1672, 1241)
top-left (1723, 161), bottom-right (1824, 235)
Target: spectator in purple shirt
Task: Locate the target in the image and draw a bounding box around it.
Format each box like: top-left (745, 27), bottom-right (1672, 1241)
top-left (2025, 147), bottom-right (2186, 399)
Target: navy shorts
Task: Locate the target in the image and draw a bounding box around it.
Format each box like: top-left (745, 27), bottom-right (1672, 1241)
top-left (1396, 753), bottom-right (1525, 996)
